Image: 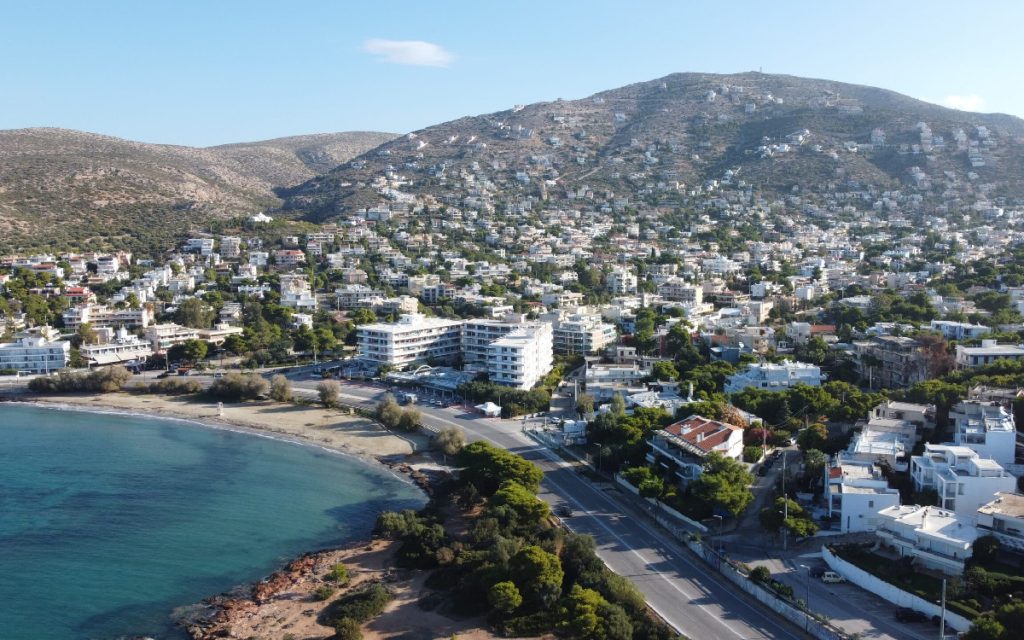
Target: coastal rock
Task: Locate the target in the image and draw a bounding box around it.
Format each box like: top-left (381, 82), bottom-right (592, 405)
top-left (251, 553), bottom-right (319, 603)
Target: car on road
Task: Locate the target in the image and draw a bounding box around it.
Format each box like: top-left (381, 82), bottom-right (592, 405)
top-left (555, 505), bottom-right (573, 517)
top-left (757, 466), bottom-right (769, 476)
top-left (820, 571), bottom-right (846, 583)
top-left (895, 607), bottom-right (928, 623)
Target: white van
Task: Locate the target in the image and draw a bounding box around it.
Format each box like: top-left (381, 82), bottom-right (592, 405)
top-left (821, 571), bottom-right (846, 584)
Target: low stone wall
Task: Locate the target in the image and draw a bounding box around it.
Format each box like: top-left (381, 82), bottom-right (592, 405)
top-left (821, 545), bottom-right (971, 632)
top-left (613, 474), bottom-right (708, 533)
top-left (686, 539), bottom-right (847, 640)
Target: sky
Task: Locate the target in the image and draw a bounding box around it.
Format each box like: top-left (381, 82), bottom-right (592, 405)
top-left (2, 1), bottom-right (1022, 147)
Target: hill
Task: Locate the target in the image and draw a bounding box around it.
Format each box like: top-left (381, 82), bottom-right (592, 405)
top-left (281, 72), bottom-right (1024, 221)
top-left (0, 128), bottom-right (395, 253)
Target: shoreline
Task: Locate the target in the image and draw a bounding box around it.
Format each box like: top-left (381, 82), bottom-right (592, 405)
top-left (5, 391), bottom-right (432, 466)
top-left (2, 392), bottom-right (463, 639)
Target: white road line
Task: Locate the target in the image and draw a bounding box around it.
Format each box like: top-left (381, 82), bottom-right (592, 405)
top-left (466, 428), bottom-right (752, 639)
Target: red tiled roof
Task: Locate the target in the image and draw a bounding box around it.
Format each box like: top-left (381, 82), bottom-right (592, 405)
top-left (829, 467), bottom-right (843, 479)
top-left (664, 415), bottom-right (743, 454)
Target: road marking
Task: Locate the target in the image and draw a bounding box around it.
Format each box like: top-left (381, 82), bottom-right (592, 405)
top-left (320, 382), bottom-right (798, 638)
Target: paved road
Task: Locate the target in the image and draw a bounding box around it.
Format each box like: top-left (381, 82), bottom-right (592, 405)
top-left (292, 377), bottom-right (804, 639)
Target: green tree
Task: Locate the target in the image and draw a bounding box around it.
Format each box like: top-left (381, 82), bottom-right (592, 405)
top-left (690, 452), bottom-right (754, 516)
top-left (456, 441), bottom-right (543, 495)
top-left (176, 297), bottom-right (215, 328)
top-left (802, 449), bottom-right (828, 490)
top-left (509, 545), bottom-right (564, 608)
top-left (75, 322), bottom-right (98, 346)
top-left (796, 423), bottom-right (828, 452)
top-left (576, 393), bottom-right (595, 416)
top-left (488, 581), bottom-right (522, 614)
top-left (650, 360), bottom-right (680, 381)
top-left (609, 393), bottom-right (626, 416)
top-left (183, 339), bottom-right (208, 364)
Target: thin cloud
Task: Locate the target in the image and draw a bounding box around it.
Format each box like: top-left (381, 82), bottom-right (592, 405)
top-left (362, 39), bottom-right (453, 67)
top-left (943, 94), bottom-right (985, 111)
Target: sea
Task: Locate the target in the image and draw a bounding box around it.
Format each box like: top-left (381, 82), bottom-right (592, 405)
top-left (0, 403), bottom-right (426, 640)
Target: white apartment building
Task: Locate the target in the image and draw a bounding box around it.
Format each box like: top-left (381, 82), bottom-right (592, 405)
top-left (870, 400), bottom-right (935, 433)
top-left (929, 320), bottom-right (990, 341)
top-left (658, 277), bottom-right (703, 304)
top-left (144, 323), bottom-right (200, 354)
top-left (875, 505), bottom-right (977, 575)
top-left (219, 236), bottom-right (242, 259)
top-left (976, 492), bottom-right (1024, 554)
top-left (955, 340), bottom-right (1024, 368)
top-left (462, 316), bottom-right (532, 365)
top-left (826, 457), bottom-right (901, 533)
top-left (185, 238), bottom-right (215, 255)
top-left (279, 275), bottom-right (317, 310)
top-left (0, 333), bottom-right (70, 373)
top-left (335, 285), bottom-right (385, 309)
top-left (79, 328), bottom-right (153, 366)
top-left (486, 324), bottom-right (553, 390)
top-left (910, 444), bottom-right (1016, 521)
top-left (62, 305), bottom-right (153, 331)
top-left (357, 314), bottom-right (463, 368)
top-left (950, 400), bottom-right (1017, 466)
top-left (844, 417), bottom-right (919, 471)
top-left (724, 360), bottom-right (823, 393)
top-left (584, 363), bottom-right (648, 400)
top-left (553, 315), bottom-right (617, 355)
top-left (605, 267), bottom-right (638, 295)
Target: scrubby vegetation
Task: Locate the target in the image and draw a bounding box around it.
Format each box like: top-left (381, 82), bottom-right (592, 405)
top-left (372, 439), bottom-right (678, 639)
top-left (28, 365), bottom-right (132, 393)
top-left (207, 372), bottom-right (270, 401)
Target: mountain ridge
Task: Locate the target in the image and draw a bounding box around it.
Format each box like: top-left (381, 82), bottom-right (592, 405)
top-left (0, 128), bottom-right (396, 252)
top-left (281, 71), bottom-right (1024, 221)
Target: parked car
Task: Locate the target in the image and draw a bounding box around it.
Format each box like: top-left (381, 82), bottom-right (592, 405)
top-left (555, 505), bottom-right (573, 517)
top-left (820, 571), bottom-right (846, 584)
top-left (895, 607), bottom-right (928, 623)
top-left (757, 466), bottom-right (769, 476)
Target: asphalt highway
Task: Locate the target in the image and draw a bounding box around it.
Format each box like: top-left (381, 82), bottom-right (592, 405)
top-left (290, 377), bottom-right (805, 639)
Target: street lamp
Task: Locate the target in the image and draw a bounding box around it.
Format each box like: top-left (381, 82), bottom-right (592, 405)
top-left (798, 564), bottom-right (812, 632)
top-left (593, 442), bottom-right (603, 472)
top-left (712, 514), bottom-right (724, 554)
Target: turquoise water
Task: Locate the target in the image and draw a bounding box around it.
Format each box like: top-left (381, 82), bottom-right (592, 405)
top-left (0, 404), bottom-right (425, 640)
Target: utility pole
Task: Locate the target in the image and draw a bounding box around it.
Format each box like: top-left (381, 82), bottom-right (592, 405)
top-left (940, 578), bottom-right (946, 639)
top-left (782, 453), bottom-right (788, 551)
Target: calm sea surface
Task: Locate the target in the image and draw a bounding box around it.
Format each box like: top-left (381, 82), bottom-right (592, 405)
top-left (0, 403), bottom-right (425, 640)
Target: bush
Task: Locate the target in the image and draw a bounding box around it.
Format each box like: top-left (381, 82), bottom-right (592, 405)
top-left (207, 373), bottom-right (269, 401)
top-left (269, 374), bottom-right (293, 402)
top-left (743, 445), bottom-right (764, 463)
top-left (333, 617), bottom-right (362, 640)
top-left (27, 366), bottom-right (132, 394)
top-left (318, 380), bottom-right (340, 407)
top-left (749, 565), bottom-right (771, 583)
top-left (148, 378), bottom-right (202, 395)
top-left (320, 583), bottom-right (392, 626)
top-left (315, 585), bottom-right (337, 601)
top-left (329, 563), bottom-right (350, 585)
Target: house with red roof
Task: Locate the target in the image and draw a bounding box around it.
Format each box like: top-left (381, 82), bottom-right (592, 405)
top-left (646, 414), bottom-right (745, 485)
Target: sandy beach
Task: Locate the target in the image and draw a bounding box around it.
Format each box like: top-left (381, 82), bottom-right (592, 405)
top-left (23, 392), bottom-right (430, 460)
